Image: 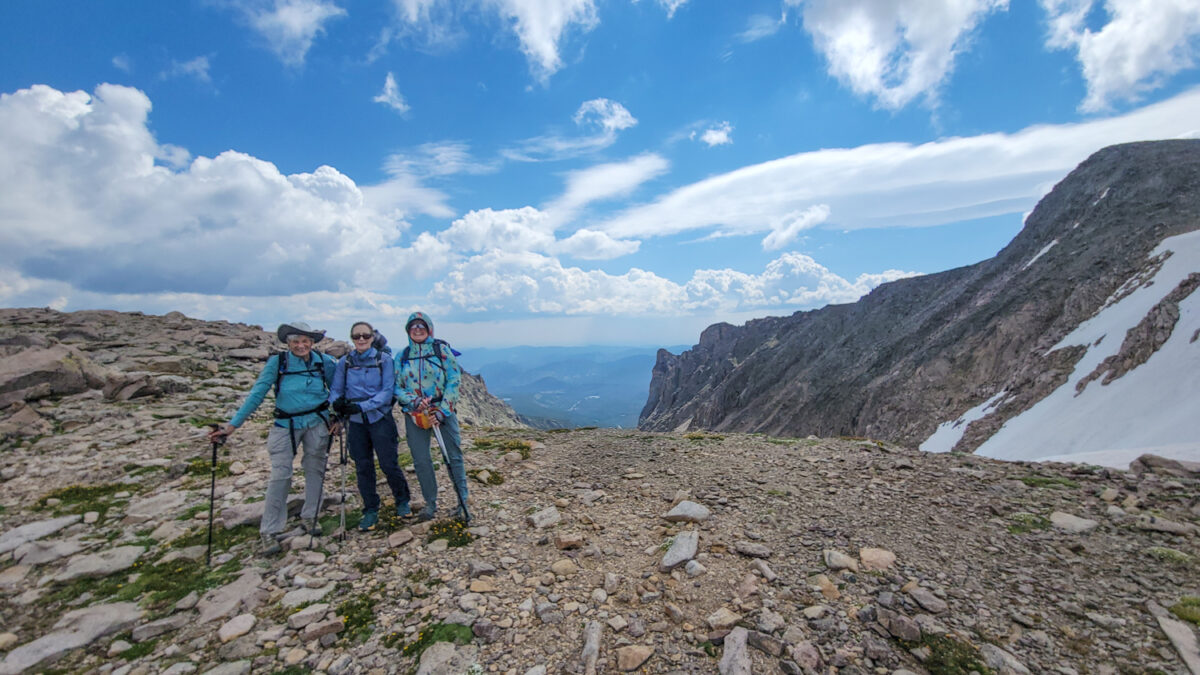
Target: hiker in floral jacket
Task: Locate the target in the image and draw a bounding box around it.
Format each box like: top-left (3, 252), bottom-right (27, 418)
top-left (393, 311), bottom-right (466, 521)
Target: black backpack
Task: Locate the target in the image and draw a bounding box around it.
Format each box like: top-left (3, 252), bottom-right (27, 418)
top-left (399, 338), bottom-right (459, 372)
top-left (273, 349), bottom-right (330, 398)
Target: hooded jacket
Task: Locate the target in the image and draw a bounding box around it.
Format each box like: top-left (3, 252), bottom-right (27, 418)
top-left (394, 311), bottom-right (460, 416)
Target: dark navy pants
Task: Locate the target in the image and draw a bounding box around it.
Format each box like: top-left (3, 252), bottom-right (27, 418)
top-left (347, 415), bottom-right (410, 513)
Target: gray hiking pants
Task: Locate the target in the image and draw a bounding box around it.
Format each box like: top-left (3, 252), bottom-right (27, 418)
top-left (262, 423), bottom-right (329, 535)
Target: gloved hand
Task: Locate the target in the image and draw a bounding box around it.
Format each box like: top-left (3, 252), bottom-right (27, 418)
top-left (344, 402), bottom-right (362, 415)
top-left (332, 397), bottom-right (351, 417)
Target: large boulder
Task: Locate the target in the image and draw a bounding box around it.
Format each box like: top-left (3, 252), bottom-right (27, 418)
top-left (0, 345), bottom-right (112, 407)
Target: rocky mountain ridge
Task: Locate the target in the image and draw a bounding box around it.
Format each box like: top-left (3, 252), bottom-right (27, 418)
top-left (0, 309), bottom-right (1199, 674)
top-left (639, 140), bottom-right (1200, 462)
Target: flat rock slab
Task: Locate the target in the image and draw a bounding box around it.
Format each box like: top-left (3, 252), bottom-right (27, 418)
top-left (718, 627), bottom-right (751, 675)
top-left (1137, 514), bottom-right (1198, 536)
top-left (527, 506), bottom-right (561, 529)
top-left (823, 549), bottom-right (858, 571)
top-left (198, 571), bottom-right (263, 623)
top-left (1050, 511), bottom-right (1099, 533)
top-left (0, 515), bottom-right (81, 554)
top-left (281, 583), bottom-right (335, 608)
top-left (664, 501), bottom-right (711, 523)
top-left (132, 612), bottom-right (192, 642)
top-left (125, 491), bottom-right (187, 523)
top-left (416, 641), bottom-right (479, 675)
top-left (218, 614), bottom-right (257, 643)
top-left (660, 530), bottom-right (699, 571)
top-left (859, 547), bottom-right (896, 571)
top-left (907, 587), bottom-right (949, 614)
top-left (0, 602), bottom-right (142, 675)
top-left (734, 540), bottom-right (771, 558)
top-left (14, 538), bottom-right (87, 565)
top-left (616, 645), bottom-right (654, 671)
top-left (54, 545), bottom-right (145, 582)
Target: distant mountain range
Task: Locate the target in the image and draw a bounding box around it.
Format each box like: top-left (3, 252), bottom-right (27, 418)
top-left (458, 345), bottom-right (687, 429)
top-left (639, 140), bottom-right (1200, 468)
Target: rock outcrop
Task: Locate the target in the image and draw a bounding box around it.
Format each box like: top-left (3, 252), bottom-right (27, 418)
top-left (639, 140), bottom-right (1200, 456)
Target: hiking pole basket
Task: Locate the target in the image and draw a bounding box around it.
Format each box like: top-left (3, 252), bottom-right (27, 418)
top-left (431, 419), bottom-right (471, 524)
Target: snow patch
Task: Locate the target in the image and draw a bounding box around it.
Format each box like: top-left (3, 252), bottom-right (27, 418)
top-left (920, 391), bottom-right (1006, 454)
top-left (976, 230), bottom-right (1200, 468)
top-left (1092, 187), bottom-right (1110, 206)
top-left (1023, 240), bottom-right (1058, 270)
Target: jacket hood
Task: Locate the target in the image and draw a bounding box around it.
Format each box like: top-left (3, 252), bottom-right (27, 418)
top-left (405, 311), bottom-right (435, 346)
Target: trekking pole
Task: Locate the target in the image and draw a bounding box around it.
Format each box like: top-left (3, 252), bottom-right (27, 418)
top-left (205, 424), bottom-right (227, 567)
top-left (338, 418), bottom-right (348, 541)
top-left (431, 418), bottom-right (471, 524)
top-left (310, 417), bottom-right (339, 551)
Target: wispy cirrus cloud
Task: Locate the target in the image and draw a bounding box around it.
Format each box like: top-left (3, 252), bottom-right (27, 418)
top-left (162, 56), bottom-right (214, 85)
top-left (1040, 0), bottom-right (1200, 112)
top-left (503, 98), bottom-right (637, 162)
top-left (737, 12), bottom-right (785, 43)
top-left (373, 72), bottom-right (411, 114)
top-left (230, 0), bottom-right (346, 66)
top-left (598, 87), bottom-right (1200, 247)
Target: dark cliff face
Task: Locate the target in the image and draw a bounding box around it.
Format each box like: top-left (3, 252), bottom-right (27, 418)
top-left (638, 140), bottom-right (1200, 448)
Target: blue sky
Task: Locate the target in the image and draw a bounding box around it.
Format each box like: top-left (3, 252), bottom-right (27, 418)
top-left (1, 0), bottom-right (1198, 348)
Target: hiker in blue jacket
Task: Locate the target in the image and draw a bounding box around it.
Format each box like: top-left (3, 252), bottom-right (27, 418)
top-left (329, 321), bottom-right (412, 531)
top-left (394, 311), bottom-right (467, 522)
top-left (208, 321), bottom-right (336, 555)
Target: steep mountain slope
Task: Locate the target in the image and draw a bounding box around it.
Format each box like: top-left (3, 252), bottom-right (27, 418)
top-left (639, 140), bottom-right (1200, 463)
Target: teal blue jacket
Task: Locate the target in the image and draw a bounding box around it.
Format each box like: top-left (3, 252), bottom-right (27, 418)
top-left (231, 351), bottom-right (337, 429)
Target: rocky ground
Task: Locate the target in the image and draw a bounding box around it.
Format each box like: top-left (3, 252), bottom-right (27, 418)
top-left (1, 310), bottom-right (1199, 674)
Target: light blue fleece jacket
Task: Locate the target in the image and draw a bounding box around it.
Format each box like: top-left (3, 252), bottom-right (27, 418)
top-left (231, 351), bottom-right (337, 429)
top-left (328, 347), bottom-right (395, 425)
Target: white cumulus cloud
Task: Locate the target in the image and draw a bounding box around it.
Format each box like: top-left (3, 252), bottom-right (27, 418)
top-left (790, 0), bottom-right (1009, 109)
top-left (433, 249), bottom-right (914, 316)
top-left (1040, 0), bottom-right (1200, 111)
top-left (697, 121), bottom-right (734, 147)
top-left (0, 83), bottom-right (418, 297)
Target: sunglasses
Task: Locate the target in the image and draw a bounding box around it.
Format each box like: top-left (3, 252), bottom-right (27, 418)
top-left (351, 333), bottom-right (373, 340)
top-left (408, 324), bottom-right (428, 332)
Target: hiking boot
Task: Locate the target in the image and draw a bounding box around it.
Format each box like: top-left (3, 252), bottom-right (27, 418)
top-left (260, 534), bottom-right (283, 556)
top-left (359, 510), bottom-right (378, 531)
top-left (274, 526), bottom-right (306, 542)
top-left (415, 506), bottom-right (435, 523)
top-left (396, 502), bottom-right (412, 518)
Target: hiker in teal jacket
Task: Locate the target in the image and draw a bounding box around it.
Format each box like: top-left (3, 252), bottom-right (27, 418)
top-left (209, 321), bottom-right (336, 555)
top-left (394, 311), bottom-right (466, 522)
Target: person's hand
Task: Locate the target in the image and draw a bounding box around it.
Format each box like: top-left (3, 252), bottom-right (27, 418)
top-left (207, 423), bottom-right (234, 443)
top-left (345, 402), bottom-right (362, 415)
top-left (332, 397), bottom-right (349, 417)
